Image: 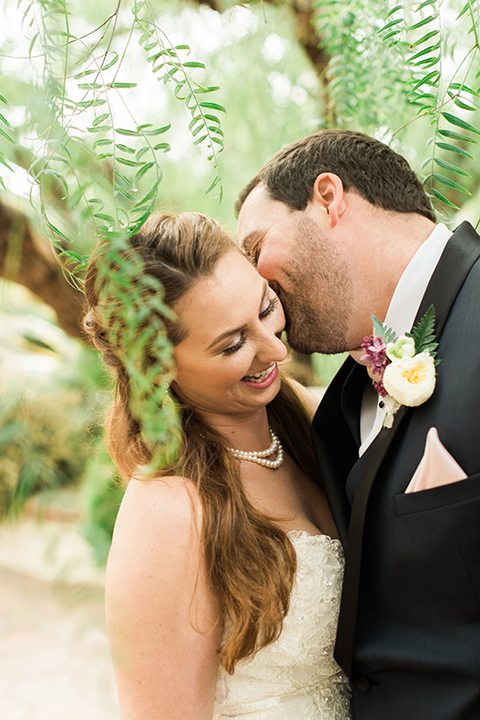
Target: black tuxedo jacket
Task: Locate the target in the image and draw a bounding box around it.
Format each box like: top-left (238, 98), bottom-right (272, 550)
top-left (312, 221), bottom-right (480, 720)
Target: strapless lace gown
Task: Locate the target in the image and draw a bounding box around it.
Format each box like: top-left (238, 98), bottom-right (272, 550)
top-left (213, 531), bottom-right (351, 720)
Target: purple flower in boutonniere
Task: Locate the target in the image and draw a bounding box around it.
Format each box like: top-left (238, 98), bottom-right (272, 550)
top-left (360, 336), bottom-right (388, 397)
top-left (361, 305), bottom-right (440, 428)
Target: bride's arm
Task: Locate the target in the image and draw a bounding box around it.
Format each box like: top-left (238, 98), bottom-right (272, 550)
top-left (106, 476), bottom-right (221, 720)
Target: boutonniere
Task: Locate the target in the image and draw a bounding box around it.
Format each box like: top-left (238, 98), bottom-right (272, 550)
top-left (360, 305), bottom-right (440, 428)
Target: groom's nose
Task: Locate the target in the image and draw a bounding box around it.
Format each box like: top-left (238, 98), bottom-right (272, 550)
top-left (256, 252), bottom-right (279, 284)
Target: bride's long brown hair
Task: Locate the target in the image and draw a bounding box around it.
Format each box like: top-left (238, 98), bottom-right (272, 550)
top-left (83, 212), bottom-right (321, 673)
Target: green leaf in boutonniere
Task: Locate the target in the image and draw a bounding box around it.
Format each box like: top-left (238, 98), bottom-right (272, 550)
top-left (371, 315), bottom-right (396, 344)
top-left (405, 304), bottom-right (440, 366)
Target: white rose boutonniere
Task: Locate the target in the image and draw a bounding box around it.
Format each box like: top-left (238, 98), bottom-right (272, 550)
top-left (383, 352), bottom-right (436, 407)
top-left (360, 305), bottom-right (440, 428)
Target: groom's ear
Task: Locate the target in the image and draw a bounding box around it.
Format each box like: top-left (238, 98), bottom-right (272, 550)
top-left (311, 173), bottom-right (345, 228)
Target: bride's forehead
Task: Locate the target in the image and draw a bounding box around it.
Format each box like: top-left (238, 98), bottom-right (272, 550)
top-left (198, 251), bottom-right (261, 298)
top-left (178, 253), bottom-right (262, 322)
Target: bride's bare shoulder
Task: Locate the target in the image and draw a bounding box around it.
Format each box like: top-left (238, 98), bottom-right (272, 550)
top-left (109, 475), bottom-right (202, 566)
top-left (120, 473), bottom-right (200, 516)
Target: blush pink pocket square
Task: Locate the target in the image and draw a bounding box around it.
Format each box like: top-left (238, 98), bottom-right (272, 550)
top-left (405, 427), bottom-right (467, 494)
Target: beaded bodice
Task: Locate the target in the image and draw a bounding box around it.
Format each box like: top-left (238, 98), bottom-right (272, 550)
top-left (213, 531), bottom-right (351, 719)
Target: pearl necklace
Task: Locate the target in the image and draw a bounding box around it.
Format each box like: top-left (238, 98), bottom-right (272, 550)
top-left (228, 426), bottom-right (284, 469)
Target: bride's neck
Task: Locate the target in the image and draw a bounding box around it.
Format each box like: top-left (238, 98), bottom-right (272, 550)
top-left (200, 407), bottom-right (272, 452)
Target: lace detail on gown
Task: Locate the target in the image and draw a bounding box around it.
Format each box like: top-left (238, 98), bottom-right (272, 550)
top-left (213, 531), bottom-right (351, 719)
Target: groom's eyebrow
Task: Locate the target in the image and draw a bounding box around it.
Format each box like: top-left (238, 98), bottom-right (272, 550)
top-left (241, 231), bottom-right (266, 266)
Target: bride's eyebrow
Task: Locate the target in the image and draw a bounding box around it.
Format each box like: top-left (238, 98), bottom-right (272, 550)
top-left (208, 323), bottom-right (247, 350)
top-left (207, 280), bottom-right (269, 351)
top-left (259, 279), bottom-right (268, 306)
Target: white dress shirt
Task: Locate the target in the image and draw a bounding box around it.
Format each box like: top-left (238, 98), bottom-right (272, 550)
top-left (358, 223), bottom-right (452, 456)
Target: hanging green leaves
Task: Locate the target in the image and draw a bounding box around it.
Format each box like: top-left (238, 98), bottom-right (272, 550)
top-left (134, 3), bottom-right (225, 199)
top-left (377, 0), bottom-right (480, 216)
top-left (18, 0), bottom-right (226, 265)
top-left (11, 0), bottom-right (228, 472)
top-left (314, 0), bottom-right (412, 133)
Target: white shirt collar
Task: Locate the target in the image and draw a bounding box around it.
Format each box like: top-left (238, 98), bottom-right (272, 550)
top-left (358, 223), bottom-right (452, 456)
top-left (383, 223), bottom-right (452, 337)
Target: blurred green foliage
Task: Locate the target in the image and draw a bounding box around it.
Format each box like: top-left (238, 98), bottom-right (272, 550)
top-left (311, 353), bottom-right (348, 387)
top-left (81, 446), bottom-right (125, 566)
top-left (0, 377), bottom-right (97, 518)
top-left (0, 339), bottom-right (119, 553)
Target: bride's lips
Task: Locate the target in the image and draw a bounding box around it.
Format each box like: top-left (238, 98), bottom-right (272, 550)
top-left (241, 363), bottom-right (278, 389)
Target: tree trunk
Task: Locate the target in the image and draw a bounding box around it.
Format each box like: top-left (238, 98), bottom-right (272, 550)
top-left (191, 0), bottom-right (330, 80)
top-left (0, 199), bottom-right (85, 341)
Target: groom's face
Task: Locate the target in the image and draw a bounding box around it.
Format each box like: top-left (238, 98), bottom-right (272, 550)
top-left (238, 184), bottom-right (354, 355)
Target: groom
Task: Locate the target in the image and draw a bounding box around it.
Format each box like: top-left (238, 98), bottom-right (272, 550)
top-left (235, 130), bottom-right (480, 719)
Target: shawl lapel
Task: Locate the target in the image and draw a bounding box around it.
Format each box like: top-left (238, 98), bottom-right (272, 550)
top-left (334, 221), bottom-right (480, 678)
top-left (312, 358), bottom-right (364, 545)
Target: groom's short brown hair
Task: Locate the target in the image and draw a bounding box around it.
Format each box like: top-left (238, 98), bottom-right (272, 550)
top-left (235, 129), bottom-right (436, 223)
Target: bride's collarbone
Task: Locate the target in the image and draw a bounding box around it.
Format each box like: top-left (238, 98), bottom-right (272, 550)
top-left (239, 452), bottom-right (304, 493)
top-left (241, 453), bottom-right (322, 497)
top-left (239, 456), bottom-right (330, 537)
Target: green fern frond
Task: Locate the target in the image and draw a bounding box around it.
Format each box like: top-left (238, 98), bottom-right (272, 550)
top-left (371, 315), bottom-right (397, 344)
top-left (405, 305), bottom-right (438, 358)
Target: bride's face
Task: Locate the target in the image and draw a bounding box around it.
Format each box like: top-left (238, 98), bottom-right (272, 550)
top-left (172, 249), bottom-right (287, 417)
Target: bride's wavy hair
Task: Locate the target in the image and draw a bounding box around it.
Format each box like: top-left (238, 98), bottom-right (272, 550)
top-left (83, 211), bottom-right (320, 673)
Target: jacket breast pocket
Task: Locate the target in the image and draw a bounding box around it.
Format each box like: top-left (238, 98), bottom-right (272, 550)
top-left (393, 472), bottom-right (480, 611)
top-left (393, 471), bottom-right (480, 516)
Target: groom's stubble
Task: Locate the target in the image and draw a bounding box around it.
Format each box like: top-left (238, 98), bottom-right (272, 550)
top-left (278, 215), bottom-right (354, 355)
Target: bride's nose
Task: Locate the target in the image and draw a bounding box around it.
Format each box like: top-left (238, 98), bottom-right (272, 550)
top-left (256, 329), bottom-right (288, 364)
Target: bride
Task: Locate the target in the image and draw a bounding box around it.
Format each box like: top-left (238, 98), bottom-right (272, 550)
top-left (83, 211), bottom-right (351, 720)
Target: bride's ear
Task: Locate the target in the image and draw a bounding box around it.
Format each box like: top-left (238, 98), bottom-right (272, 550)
top-left (311, 173), bottom-right (345, 228)
top-left (153, 363), bottom-right (176, 388)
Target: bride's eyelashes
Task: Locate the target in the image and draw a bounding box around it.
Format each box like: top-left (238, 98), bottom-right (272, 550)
top-left (221, 297), bottom-right (279, 357)
top-left (259, 296), bottom-right (278, 320)
top-left (222, 333), bottom-right (247, 356)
